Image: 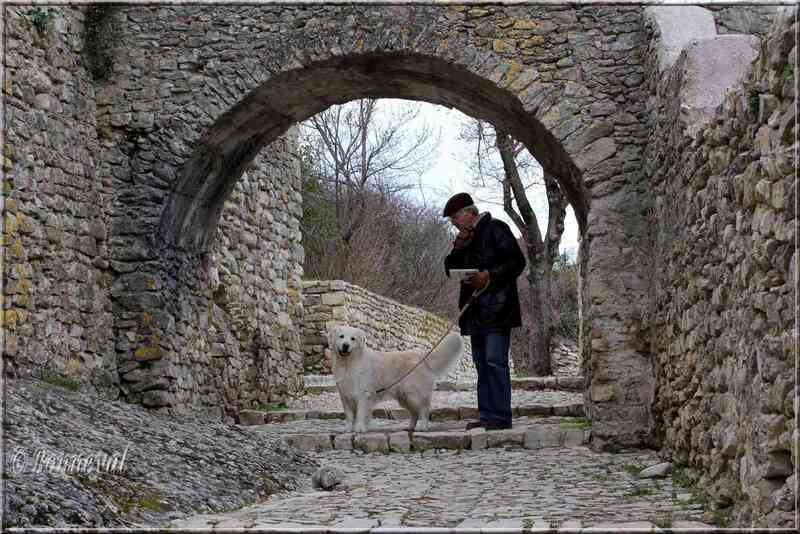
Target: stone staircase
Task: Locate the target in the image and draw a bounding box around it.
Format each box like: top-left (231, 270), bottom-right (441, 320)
top-left (303, 374), bottom-right (584, 394)
top-left (271, 417), bottom-right (590, 453)
top-left (240, 374), bottom-right (588, 454)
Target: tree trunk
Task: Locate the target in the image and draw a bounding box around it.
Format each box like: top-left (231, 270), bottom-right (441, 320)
top-left (526, 244), bottom-right (552, 376)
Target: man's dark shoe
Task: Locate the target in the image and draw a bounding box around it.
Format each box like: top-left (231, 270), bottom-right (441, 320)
top-left (465, 420), bottom-right (486, 430)
top-left (483, 420), bottom-right (512, 431)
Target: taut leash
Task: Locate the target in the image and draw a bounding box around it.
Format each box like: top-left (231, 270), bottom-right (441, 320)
top-left (374, 282), bottom-right (487, 395)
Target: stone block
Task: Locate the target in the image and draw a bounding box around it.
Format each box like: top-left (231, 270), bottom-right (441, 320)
top-left (677, 35), bottom-right (759, 137)
top-left (238, 410), bottom-right (265, 426)
top-left (515, 404), bottom-right (552, 417)
top-left (430, 406), bottom-right (460, 421)
top-left (283, 433), bottom-right (333, 451)
top-left (460, 406), bottom-right (480, 419)
top-left (553, 402), bottom-right (584, 417)
top-left (639, 462), bottom-right (672, 478)
top-left (556, 376), bottom-right (584, 390)
top-left (388, 431), bottom-right (411, 452)
top-left (644, 6), bottom-right (716, 71)
top-left (412, 431), bottom-right (468, 451)
top-left (354, 433), bottom-right (389, 453)
top-left (561, 427), bottom-right (585, 447)
top-left (321, 292), bottom-right (346, 306)
top-left (333, 433), bottom-right (354, 450)
top-left (389, 408), bottom-right (410, 420)
top-left (371, 408), bottom-right (392, 419)
top-left (469, 429), bottom-right (488, 450)
top-left (486, 428), bottom-right (525, 448)
top-left (265, 410), bottom-right (306, 423)
top-left (523, 426), bottom-right (561, 449)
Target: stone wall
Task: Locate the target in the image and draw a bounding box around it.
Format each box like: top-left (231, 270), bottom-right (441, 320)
top-left (2, 5), bottom-right (306, 421)
top-left (644, 5), bottom-right (794, 527)
top-left (302, 280), bottom-right (477, 383)
top-left (707, 5), bottom-right (781, 35)
top-left (2, 6), bottom-right (119, 396)
top-left (58, 2), bottom-right (658, 444)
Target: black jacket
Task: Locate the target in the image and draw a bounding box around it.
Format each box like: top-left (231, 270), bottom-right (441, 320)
top-left (444, 213), bottom-right (526, 335)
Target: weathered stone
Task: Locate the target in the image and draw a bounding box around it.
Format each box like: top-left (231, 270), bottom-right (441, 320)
top-left (333, 433), bottom-right (354, 450)
top-left (524, 426), bottom-right (561, 449)
top-left (238, 410), bottom-right (266, 426)
top-left (388, 431), bottom-right (411, 452)
top-left (354, 433), bottom-right (389, 453)
top-left (486, 428), bottom-right (525, 448)
top-left (312, 466), bottom-right (343, 490)
top-left (644, 5), bottom-right (717, 71)
top-left (412, 431), bottom-right (468, 451)
top-left (639, 462), bottom-right (672, 478)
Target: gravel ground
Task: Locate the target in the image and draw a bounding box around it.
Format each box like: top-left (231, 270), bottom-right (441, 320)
top-left (3, 378), bottom-right (317, 528)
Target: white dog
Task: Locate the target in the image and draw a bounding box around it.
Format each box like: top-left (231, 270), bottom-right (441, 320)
top-left (328, 324), bottom-right (464, 433)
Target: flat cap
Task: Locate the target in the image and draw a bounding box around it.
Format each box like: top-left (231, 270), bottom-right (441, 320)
top-left (442, 192), bottom-right (474, 217)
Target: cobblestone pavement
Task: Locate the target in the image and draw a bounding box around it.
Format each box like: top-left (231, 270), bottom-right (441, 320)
top-left (288, 389), bottom-right (583, 412)
top-left (169, 388), bottom-right (713, 530)
top-left (169, 445), bottom-right (707, 529)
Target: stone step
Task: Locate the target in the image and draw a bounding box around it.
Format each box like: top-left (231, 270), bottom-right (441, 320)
top-left (238, 402), bottom-right (584, 425)
top-left (303, 375), bottom-right (585, 394)
top-left (278, 421), bottom-right (591, 453)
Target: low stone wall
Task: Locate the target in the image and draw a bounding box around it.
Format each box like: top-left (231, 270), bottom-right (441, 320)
top-left (302, 280), bottom-right (480, 382)
top-left (644, 5), bottom-right (794, 527)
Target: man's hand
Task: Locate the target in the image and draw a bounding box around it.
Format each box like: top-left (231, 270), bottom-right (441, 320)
top-left (466, 271), bottom-right (489, 290)
top-left (453, 228), bottom-right (474, 249)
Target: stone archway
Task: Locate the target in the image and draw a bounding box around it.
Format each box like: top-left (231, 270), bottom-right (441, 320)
top-left (95, 3), bottom-right (654, 449)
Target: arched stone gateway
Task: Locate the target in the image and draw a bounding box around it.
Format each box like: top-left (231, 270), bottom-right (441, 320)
top-left (4, 1), bottom-right (793, 522)
top-left (89, 3), bottom-right (653, 450)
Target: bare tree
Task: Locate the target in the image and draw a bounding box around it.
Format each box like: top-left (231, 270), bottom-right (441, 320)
top-left (299, 99), bottom-right (457, 312)
top-left (300, 99), bottom-right (439, 279)
top-left (459, 120), bottom-right (569, 376)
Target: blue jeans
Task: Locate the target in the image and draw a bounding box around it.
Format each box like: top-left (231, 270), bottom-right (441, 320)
top-left (470, 330), bottom-right (512, 424)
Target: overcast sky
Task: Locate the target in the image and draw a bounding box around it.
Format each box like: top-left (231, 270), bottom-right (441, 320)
top-left (390, 99), bottom-right (580, 261)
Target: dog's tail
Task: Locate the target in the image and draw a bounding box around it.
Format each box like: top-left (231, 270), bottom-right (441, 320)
top-left (425, 333), bottom-right (465, 378)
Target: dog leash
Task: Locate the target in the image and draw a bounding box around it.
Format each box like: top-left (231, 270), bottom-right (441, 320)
top-left (374, 281), bottom-right (488, 395)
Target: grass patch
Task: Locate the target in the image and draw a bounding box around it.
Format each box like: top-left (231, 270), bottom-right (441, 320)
top-left (559, 417), bottom-right (591, 430)
top-left (671, 466), bottom-right (692, 488)
top-left (254, 402), bottom-right (288, 412)
top-left (76, 477), bottom-right (170, 516)
top-left (40, 369), bottom-right (81, 392)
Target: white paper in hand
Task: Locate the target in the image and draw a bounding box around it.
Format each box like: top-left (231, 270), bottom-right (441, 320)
top-left (450, 268), bottom-right (479, 280)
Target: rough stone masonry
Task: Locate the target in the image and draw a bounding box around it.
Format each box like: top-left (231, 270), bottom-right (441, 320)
top-left (1, 3), bottom-right (793, 525)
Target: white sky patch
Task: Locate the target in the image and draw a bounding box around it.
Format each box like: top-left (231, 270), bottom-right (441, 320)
top-left (382, 99), bottom-right (580, 261)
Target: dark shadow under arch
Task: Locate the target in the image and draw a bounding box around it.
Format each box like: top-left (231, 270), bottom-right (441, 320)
top-left (158, 52), bottom-right (589, 252)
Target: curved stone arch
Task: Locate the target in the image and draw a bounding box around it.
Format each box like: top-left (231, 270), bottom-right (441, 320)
top-left (97, 3), bottom-right (653, 448)
top-left (159, 50), bottom-right (592, 252)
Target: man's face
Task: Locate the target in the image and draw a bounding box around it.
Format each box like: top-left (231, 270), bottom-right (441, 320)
top-left (449, 209), bottom-right (472, 231)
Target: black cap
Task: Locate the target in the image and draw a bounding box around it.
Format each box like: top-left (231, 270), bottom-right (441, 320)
top-left (442, 192), bottom-right (474, 217)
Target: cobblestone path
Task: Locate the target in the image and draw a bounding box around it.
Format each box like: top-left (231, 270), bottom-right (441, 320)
top-left (170, 383), bottom-right (714, 530)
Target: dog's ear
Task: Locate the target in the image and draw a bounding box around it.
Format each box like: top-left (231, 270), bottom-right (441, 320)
top-left (358, 330), bottom-right (367, 348)
top-left (326, 325), bottom-right (338, 350)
